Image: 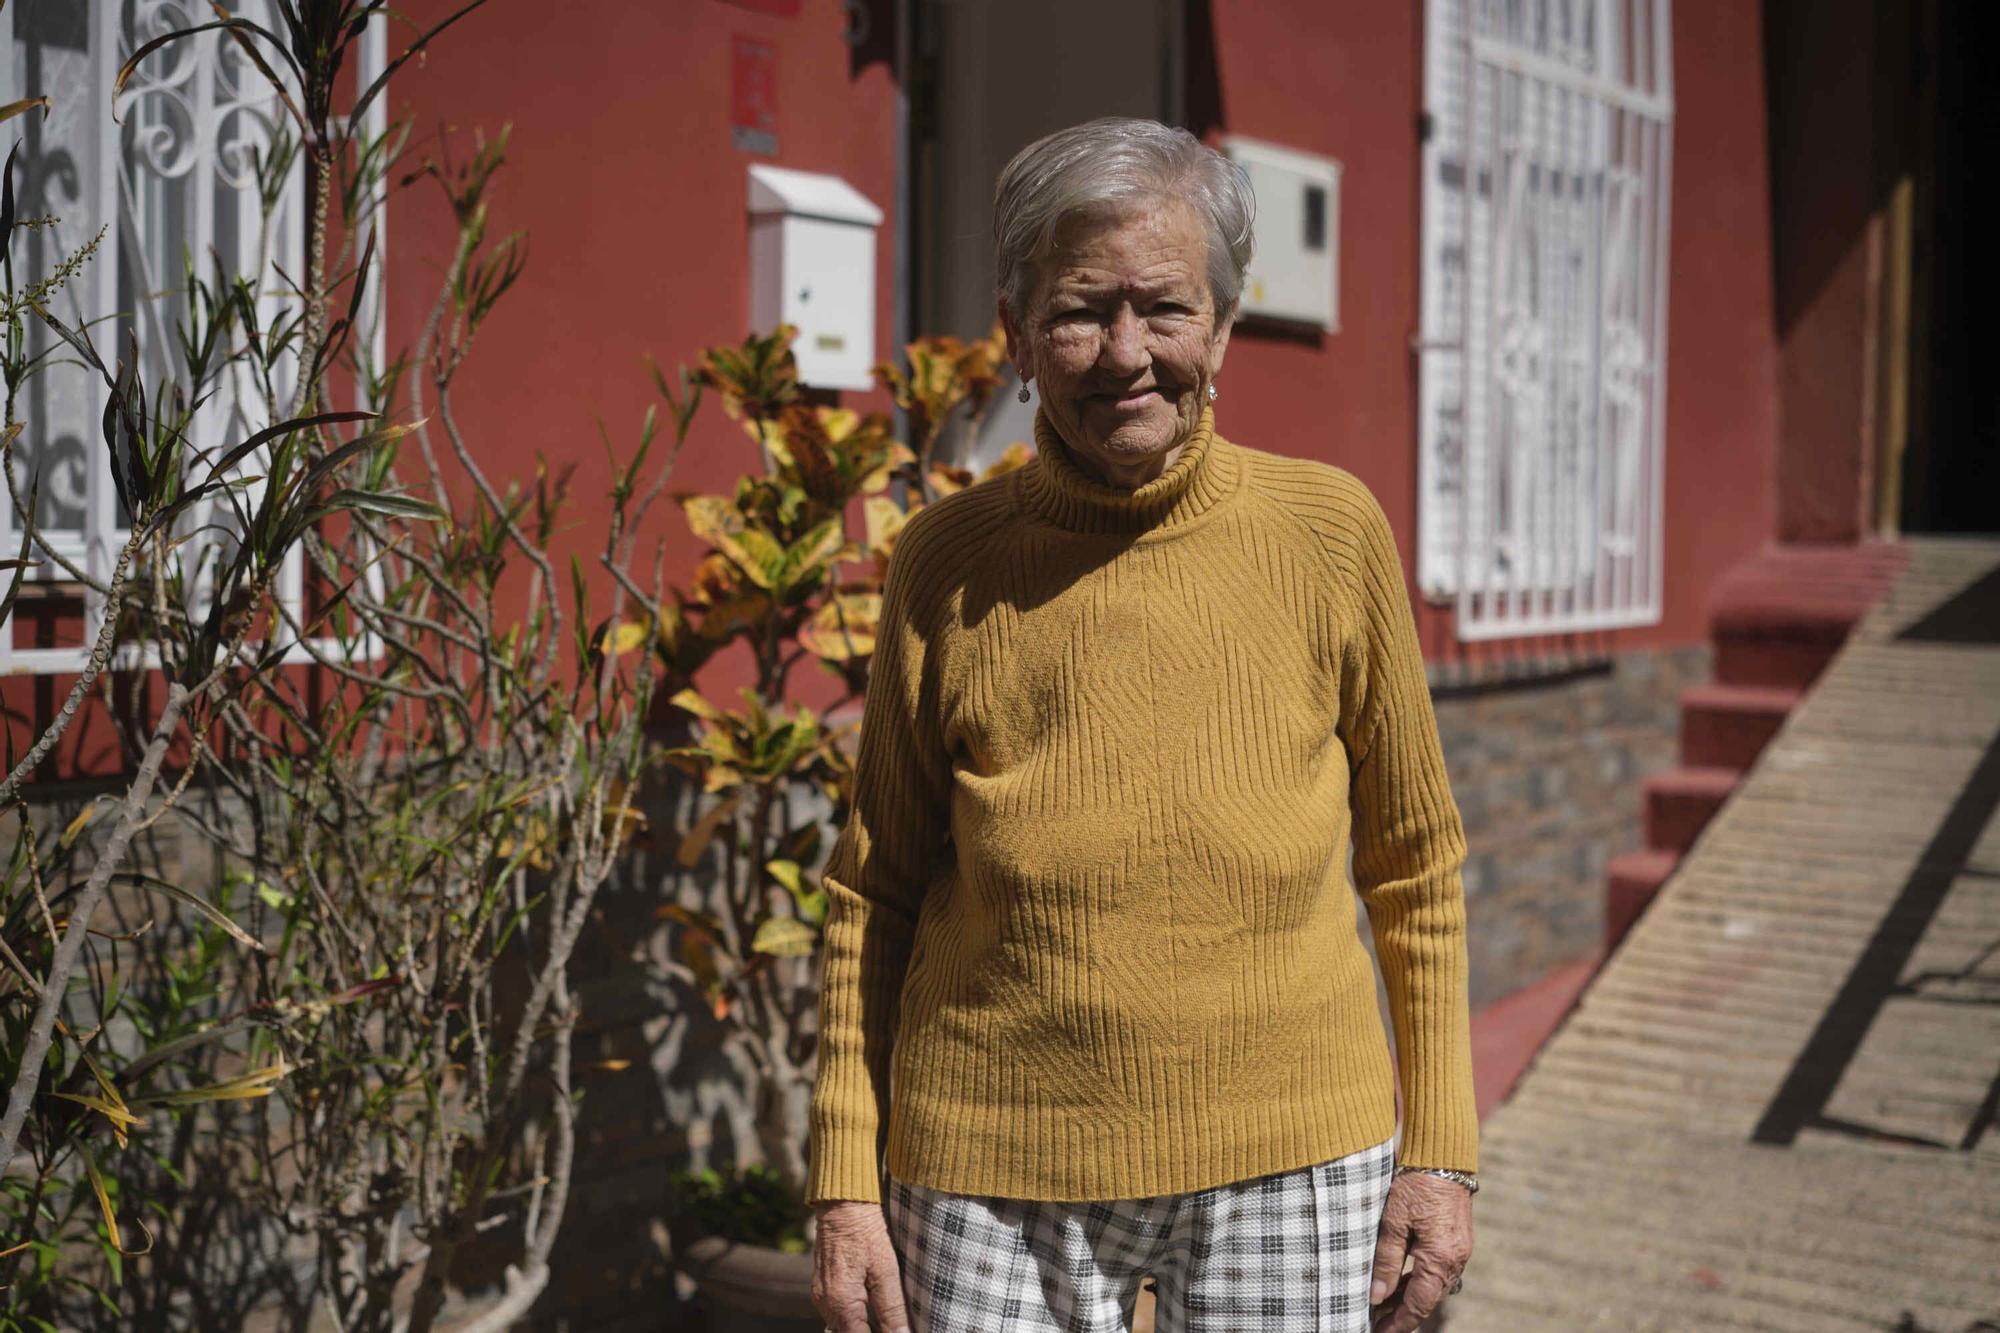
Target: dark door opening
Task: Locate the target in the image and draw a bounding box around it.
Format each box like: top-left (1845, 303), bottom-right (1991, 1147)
top-left (1901, 1), bottom-right (1998, 534)
top-left (904, 0), bottom-right (1181, 469)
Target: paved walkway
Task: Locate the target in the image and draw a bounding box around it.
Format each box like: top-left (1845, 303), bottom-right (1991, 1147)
top-left (1446, 537), bottom-right (2000, 1332)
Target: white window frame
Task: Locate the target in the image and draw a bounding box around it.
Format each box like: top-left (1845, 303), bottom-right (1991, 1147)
top-left (1418, 0), bottom-right (1674, 640)
top-left (1, 2), bottom-right (388, 675)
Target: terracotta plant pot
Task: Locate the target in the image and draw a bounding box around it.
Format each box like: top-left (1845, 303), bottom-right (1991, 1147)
top-left (679, 1233), bottom-right (824, 1333)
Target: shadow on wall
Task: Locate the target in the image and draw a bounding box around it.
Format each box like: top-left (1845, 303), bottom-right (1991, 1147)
top-left (510, 736), bottom-right (819, 1329)
top-left (1184, 0), bottom-right (1225, 140)
top-left (1764, 0), bottom-right (1999, 535)
top-left (1761, 0), bottom-right (1908, 344)
top-left (847, 0), bottom-right (894, 79)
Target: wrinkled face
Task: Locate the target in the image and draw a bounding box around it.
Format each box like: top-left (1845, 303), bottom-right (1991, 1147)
top-left (1002, 199), bottom-right (1233, 482)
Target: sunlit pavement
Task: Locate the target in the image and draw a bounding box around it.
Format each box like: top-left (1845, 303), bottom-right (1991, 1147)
top-left (1444, 537), bottom-right (2000, 1332)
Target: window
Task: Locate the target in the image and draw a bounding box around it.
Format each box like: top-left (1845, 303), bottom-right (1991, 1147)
top-left (1418, 0), bottom-right (1674, 640)
top-left (0, 1), bottom-right (387, 673)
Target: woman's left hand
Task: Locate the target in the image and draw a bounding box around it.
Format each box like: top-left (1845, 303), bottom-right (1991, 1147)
top-left (1369, 1171), bottom-right (1474, 1332)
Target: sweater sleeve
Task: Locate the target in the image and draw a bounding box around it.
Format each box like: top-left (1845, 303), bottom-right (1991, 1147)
top-left (1335, 475), bottom-right (1479, 1174)
top-left (804, 519), bottom-right (956, 1206)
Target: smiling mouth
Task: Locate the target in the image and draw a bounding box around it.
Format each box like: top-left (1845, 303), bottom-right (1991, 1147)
top-left (1093, 387), bottom-right (1164, 407)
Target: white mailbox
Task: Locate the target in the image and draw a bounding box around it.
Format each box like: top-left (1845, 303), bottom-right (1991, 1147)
top-left (1221, 137), bottom-right (1341, 332)
top-left (747, 165), bottom-right (884, 390)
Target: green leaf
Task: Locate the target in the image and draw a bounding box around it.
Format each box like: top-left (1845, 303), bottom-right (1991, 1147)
top-left (113, 873), bottom-right (265, 952)
top-left (114, 17), bottom-right (303, 106)
top-left (78, 1141), bottom-right (149, 1258)
top-left (49, 1092), bottom-right (147, 1141)
top-left (769, 857), bottom-right (829, 927)
top-left (319, 488), bottom-right (448, 523)
top-left (775, 516), bottom-right (845, 589)
top-left (201, 409), bottom-right (375, 492)
top-left (795, 886), bottom-right (829, 927)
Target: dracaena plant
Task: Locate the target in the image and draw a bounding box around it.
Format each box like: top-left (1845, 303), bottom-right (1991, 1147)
top-left (127, 114), bottom-right (675, 1333)
top-left (648, 322), bottom-right (1023, 1222)
top-left (0, 6), bottom-right (688, 1330)
top-left (0, 90), bottom-right (442, 1331)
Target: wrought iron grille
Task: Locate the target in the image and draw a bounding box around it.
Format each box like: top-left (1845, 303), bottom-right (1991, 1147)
top-left (1418, 0), bottom-right (1674, 640)
top-left (0, 0), bottom-right (387, 674)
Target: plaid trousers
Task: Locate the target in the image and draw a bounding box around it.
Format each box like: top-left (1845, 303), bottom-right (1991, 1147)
top-left (885, 1134), bottom-right (1397, 1333)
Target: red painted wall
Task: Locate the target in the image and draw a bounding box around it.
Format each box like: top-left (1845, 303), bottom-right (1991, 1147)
top-left (381, 0), bottom-right (902, 705)
top-left (386, 0), bottom-right (899, 417)
top-left (1766, 0), bottom-right (1894, 543)
top-left (1198, 0), bottom-right (1778, 664)
top-left (1654, 0), bottom-right (1782, 624)
top-left (1194, 2), bottom-right (1434, 631)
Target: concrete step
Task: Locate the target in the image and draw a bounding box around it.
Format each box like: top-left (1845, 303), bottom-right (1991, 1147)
top-left (1643, 765), bottom-right (1740, 854)
top-left (1606, 848), bottom-right (1679, 948)
top-left (1679, 682), bottom-right (1803, 770)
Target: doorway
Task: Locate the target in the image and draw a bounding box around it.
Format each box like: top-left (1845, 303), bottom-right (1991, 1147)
top-left (1900, 1), bottom-right (1998, 534)
top-left (905, 0), bottom-right (1183, 466)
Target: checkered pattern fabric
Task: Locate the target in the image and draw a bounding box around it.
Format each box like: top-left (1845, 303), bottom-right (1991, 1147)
top-left (885, 1134), bottom-right (1396, 1332)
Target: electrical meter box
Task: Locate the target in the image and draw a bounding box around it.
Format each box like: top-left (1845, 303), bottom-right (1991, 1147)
top-left (1221, 137), bottom-right (1341, 332)
top-left (747, 165), bottom-right (884, 390)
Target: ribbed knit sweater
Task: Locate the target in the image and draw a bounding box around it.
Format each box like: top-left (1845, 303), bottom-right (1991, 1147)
top-left (804, 405), bottom-right (1477, 1206)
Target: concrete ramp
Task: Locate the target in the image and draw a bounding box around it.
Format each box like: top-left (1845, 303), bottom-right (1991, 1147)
top-left (1445, 538), bottom-right (2000, 1332)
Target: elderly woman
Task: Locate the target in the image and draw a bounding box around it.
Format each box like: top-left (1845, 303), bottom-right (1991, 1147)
top-left (807, 117), bottom-right (1477, 1333)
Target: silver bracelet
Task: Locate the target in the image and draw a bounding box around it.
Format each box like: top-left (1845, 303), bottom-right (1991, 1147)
top-left (1394, 1165), bottom-right (1479, 1194)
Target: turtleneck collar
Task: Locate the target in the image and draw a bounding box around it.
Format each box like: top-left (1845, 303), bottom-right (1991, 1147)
top-left (1020, 404), bottom-right (1240, 537)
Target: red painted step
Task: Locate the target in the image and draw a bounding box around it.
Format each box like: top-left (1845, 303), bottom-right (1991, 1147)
top-left (1606, 848), bottom-right (1679, 948)
top-left (1709, 541), bottom-right (1908, 690)
top-left (1713, 635), bottom-right (1846, 692)
top-left (1643, 765), bottom-right (1740, 855)
top-left (1597, 542), bottom-right (1903, 991)
top-left (1679, 683), bottom-right (1803, 771)
top-left (1471, 951), bottom-right (1606, 1119)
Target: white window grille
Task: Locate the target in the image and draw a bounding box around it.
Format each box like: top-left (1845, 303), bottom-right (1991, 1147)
top-left (1417, 0), bottom-right (1673, 640)
top-left (0, 1), bottom-right (387, 674)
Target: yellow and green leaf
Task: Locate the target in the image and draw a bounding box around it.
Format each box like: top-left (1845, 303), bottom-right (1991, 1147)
top-left (751, 915), bottom-right (816, 957)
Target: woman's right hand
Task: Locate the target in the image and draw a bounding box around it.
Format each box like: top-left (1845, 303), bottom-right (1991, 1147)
top-left (812, 1199), bottom-right (912, 1333)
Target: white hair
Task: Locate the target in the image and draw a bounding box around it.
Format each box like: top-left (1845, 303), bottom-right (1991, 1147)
top-left (992, 116), bottom-right (1257, 322)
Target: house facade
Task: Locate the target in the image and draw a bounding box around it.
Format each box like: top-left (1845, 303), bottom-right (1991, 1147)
top-left (8, 0), bottom-right (1969, 1002)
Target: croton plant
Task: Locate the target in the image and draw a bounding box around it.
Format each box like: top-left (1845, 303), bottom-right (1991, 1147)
top-left (651, 323), bottom-right (1028, 1208)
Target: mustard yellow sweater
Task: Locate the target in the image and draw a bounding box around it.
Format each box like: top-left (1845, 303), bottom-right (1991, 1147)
top-left (804, 406), bottom-right (1476, 1206)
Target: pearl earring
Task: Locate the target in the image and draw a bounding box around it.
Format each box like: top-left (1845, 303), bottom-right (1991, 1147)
top-left (1018, 383), bottom-right (1031, 404)
top-left (1207, 383), bottom-right (1218, 402)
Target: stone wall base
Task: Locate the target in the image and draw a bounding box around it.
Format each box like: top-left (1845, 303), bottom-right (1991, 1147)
top-left (1428, 643), bottom-right (1711, 1007)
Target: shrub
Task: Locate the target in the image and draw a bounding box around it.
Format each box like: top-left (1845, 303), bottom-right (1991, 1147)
top-left (654, 322), bottom-right (1022, 1238)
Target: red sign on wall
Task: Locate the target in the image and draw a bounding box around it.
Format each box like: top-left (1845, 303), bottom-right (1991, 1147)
top-left (718, 0), bottom-right (801, 14)
top-left (731, 35), bottom-right (779, 156)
